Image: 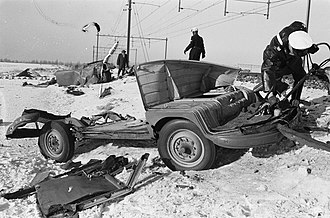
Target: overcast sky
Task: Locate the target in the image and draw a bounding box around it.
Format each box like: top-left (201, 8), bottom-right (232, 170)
top-left (0, 0), bottom-right (329, 67)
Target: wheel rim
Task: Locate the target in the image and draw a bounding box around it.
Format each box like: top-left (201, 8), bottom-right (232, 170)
top-left (44, 129), bottom-right (64, 158)
top-left (167, 129), bottom-right (205, 168)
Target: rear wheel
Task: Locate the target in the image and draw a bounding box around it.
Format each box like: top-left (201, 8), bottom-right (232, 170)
top-left (38, 121), bottom-right (75, 162)
top-left (157, 119), bottom-right (216, 171)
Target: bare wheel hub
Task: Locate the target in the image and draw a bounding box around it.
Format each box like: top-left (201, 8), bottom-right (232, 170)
top-left (49, 135), bottom-right (59, 151)
top-left (168, 129), bottom-right (205, 167)
top-left (46, 131), bottom-right (62, 154)
top-left (175, 137), bottom-right (196, 160)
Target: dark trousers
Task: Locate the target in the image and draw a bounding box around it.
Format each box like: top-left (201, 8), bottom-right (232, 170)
top-left (118, 67), bottom-right (125, 77)
top-left (189, 48), bottom-right (202, 61)
top-left (262, 56), bottom-right (306, 100)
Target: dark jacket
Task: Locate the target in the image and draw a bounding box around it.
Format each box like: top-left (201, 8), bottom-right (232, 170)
top-left (261, 21), bottom-right (317, 100)
top-left (184, 34), bottom-right (206, 61)
top-left (117, 53), bottom-right (128, 69)
top-left (261, 21), bottom-right (308, 72)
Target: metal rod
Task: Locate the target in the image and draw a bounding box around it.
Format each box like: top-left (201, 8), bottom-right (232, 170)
top-left (165, 38), bottom-right (168, 59)
top-left (266, 0), bottom-right (270, 19)
top-left (127, 0), bottom-right (132, 66)
top-left (99, 34), bottom-right (167, 41)
top-left (306, 0), bottom-right (311, 32)
top-left (224, 0), bottom-right (227, 16)
top-left (96, 32), bottom-right (99, 61)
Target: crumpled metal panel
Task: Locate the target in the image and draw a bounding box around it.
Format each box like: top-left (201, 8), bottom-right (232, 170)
top-left (135, 59), bottom-right (240, 110)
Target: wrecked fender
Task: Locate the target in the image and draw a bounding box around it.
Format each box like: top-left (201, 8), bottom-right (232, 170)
top-left (6, 109), bottom-right (71, 138)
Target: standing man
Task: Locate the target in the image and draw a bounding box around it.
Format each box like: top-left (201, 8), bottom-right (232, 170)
top-left (184, 27), bottom-right (206, 61)
top-left (117, 50), bottom-right (128, 78)
top-left (258, 21), bottom-right (319, 106)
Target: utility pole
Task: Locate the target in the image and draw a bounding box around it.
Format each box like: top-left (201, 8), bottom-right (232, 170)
top-left (306, 0), bottom-right (311, 31)
top-left (303, 0), bottom-right (312, 68)
top-left (96, 32), bottom-right (99, 61)
top-left (127, 0), bottom-right (132, 66)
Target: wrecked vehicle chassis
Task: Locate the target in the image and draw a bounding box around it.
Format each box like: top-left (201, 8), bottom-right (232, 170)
top-left (6, 60), bottom-right (302, 171)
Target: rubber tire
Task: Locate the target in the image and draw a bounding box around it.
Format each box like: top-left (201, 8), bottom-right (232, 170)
top-left (38, 121), bottom-right (75, 162)
top-left (158, 119), bottom-right (216, 171)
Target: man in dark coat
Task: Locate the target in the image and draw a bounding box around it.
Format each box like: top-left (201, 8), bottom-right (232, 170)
top-left (184, 27), bottom-right (206, 61)
top-left (117, 50), bottom-right (128, 78)
top-left (259, 21), bottom-right (319, 106)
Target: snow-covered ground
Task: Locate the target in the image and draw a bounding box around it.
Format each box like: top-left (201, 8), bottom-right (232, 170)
top-left (1, 63), bottom-right (330, 218)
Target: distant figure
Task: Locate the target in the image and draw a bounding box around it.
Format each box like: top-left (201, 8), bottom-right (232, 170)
top-left (184, 27), bottom-right (206, 61)
top-left (101, 52), bottom-right (112, 82)
top-left (257, 21), bottom-right (319, 106)
top-left (117, 50), bottom-right (128, 78)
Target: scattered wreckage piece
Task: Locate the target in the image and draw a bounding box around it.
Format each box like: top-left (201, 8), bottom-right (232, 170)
top-left (277, 124), bottom-right (330, 152)
top-left (2, 153), bottom-right (149, 217)
top-left (66, 86), bottom-right (85, 96)
top-left (16, 68), bottom-right (41, 78)
top-left (22, 77), bottom-right (57, 88)
top-left (99, 86), bottom-right (112, 98)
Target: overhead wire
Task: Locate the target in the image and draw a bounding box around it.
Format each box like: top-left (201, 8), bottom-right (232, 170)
top-left (131, 0), bottom-right (170, 32)
top-left (164, 0), bottom-right (298, 38)
top-left (142, 2), bottom-right (182, 33)
top-left (32, 0), bottom-right (76, 29)
top-left (112, 0), bottom-right (126, 35)
top-left (190, 0), bottom-right (205, 7)
top-left (133, 5), bottom-right (149, 61)
top-left (233, 0), bottom-right (270, 3)
top-left (199, 0), bottom-right (299, 30)
top-left (233, 0), bottom-right (291, 3)
top-left (140, 0), bottom-right (205, 34)
top-left (145, 0), bottom-right (224, 36)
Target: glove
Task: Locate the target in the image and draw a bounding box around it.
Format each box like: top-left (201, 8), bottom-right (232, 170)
top-left (291, 99), bottom-right (300, 107)
top-left (257, 96), bottom-right (278, 115)
top-left (308, 44), bottom-right (319, 54)
top-left (315, 69), bottom-right (330, 83)
top-left (184, 50), bottom-right (187, 55)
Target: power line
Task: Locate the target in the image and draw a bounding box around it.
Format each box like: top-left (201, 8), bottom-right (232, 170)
top-left (32, 0), bottom-right (76, 29)
top-left (146, 0), bottom-right (224, 36)
top-left (133, 5), bottom-right (149, 61)
top-left (142, 4), bottom-right (181, 33)
top-left (233, 0), bottom-right (270, 3)
top-left (131, 0), bottom-right (170, 32)
top-left (164, 0), bottom-right (298, 38)
top-left (112, 0), bottom-right (126, 35)
top-left (224, 0), bottom-right (271, 18)
top-left (201, 0), bottom-right (298, 30)
top-left (141, 0), bottom-right (208, 34)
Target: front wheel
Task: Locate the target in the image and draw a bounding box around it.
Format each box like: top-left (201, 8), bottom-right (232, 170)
top-left (157, 119), bottom-right (216, 171)
top-left (38, 121), bottom-right (75, 162)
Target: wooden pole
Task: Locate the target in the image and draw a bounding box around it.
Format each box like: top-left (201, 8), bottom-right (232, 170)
top-left (127, 0), bottom-right (132, 66)
top-left (306, 0), bottom-right (311, 31)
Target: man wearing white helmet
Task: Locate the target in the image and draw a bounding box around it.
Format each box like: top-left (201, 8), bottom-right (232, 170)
top-left (260, 21), bottom-right (319, 106)
top-left (184, 27), bottom-right (206, 61)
